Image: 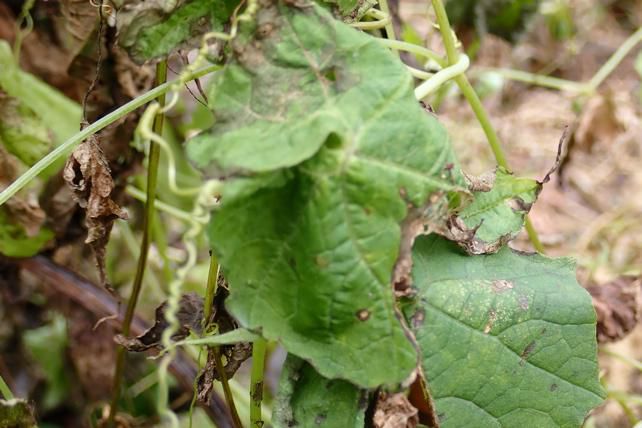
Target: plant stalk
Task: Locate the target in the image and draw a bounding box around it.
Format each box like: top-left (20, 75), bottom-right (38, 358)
top-left (203, 253), bottom-right (243, 428)
top-left (0, 64), bottom-right (219, 207)
top-left (0, 373), bottom-right (14, 400)
top-left (377, 0), bottom-right (397, 43)
top-left (430, 0), bottom-right (544, 252)
top-left (250, 338), bottom-right (267, 428)
top-left (108, 60), bottom-right (168, 426)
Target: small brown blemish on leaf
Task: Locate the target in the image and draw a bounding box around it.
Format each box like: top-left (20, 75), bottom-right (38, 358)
top-left (256, 23), bottom-right (275, 39)
top-left (519, 340), bottom-right (536, 366)
top-left (550, 383), bottom-right (558, 392)
top-left (492, 279), bottom-right (514, 293)
top-left (506, 197), bottom-right (532, 213)
top-left (483, 310), bottom-right (497, 334)
top-left (356, 309), bottom-right (370, 321)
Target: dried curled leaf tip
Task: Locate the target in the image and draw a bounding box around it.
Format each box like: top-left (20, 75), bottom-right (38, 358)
top-left (63, 136), bottom-right (127, 286)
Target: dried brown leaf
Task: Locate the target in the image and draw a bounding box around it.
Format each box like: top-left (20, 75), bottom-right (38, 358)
top-left (197, 283), bottom-right (252, 404)
top-left (587, 276), bottom-right (641, 343)
top-left (373, 392), bottom-right (419, 428)
top-left (63, 136), bottom-right (127, 286)
top-left (114, 293), bottom-right (204, 352)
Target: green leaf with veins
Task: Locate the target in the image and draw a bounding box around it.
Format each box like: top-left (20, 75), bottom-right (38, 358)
top-left (447, 167), bottom-right (540, 254)
top-left (0, 92), bottom-right (53, 166)
top-left (274, 355), bottom-right (367, 428)
top-left (116, 0), bottom-right (239, 64)
top-left (188, 1), bottom-right (465, 388)
top-left (404, 235), bottom-right (605, 427)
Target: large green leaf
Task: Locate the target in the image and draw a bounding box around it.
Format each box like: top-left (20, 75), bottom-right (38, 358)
top-left (190, 1), bottom-right (464, 388)
top-left (404, 235), bottom-right (605, 427)
top-left (274, 355), bottom-right (367, 428)
top-left (116, 0), bottom-right (238, 63)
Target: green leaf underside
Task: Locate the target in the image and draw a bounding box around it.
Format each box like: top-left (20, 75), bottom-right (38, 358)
top-left (117, 0), bottom-right (238, 63)
top-left (190, 2), bottom-right (464, 387)
top-left (405, 235), bottom-right (605, 427)
top-left (460, 167), bottom-right (539, 244)
top-left (274, 355), bottom-right (366, 428)
top-left (0, 208), bottom-right (53, 257)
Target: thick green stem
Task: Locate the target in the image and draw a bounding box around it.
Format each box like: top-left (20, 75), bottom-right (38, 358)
top-left (108, 61), bottom-right (168, 426)
top-left (250, 338), bottom-right (267, 428)
top-left (203, 255), bottom-right (243, 428)
top-left (377, 0), bottom-right (397, 43)
top-left (453, 75), bottom-right (509, 168)
top-left (431, 0), bottom-right (544, 252)
top-left (431, 0), bottom-right (459, 62)
top-left (0, 373), bottom-right (14, 400)
top-left (0, 64), bottom-right (219, 207)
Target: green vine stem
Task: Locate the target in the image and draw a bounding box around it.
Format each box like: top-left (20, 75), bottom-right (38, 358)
top-left (376, 0), bottom-right (396, 42)
top-left (250, 338), bottom-right (267, 428)
top-left (588, 25), bottom-right (642, 92)
top-left (414, 53), bottom-right (469, 99)
top-left (203, 254), bottom-right (243, 428)
top-left (108, 60), bottom-right (168, 427)
top-left (0, 373), bottom-right (14, 400)
top-left (473, 22), bottom-right (642, 95)
top-left (0, 64), bottom-right (219, 207)
top-left (430, 0), bottom-right (545, 253)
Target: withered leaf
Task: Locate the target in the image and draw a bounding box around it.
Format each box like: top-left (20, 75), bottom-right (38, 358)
top-left (114, 293), bottom-right (204, 352)
top-left (63, 136), bottom-right (127, 286)
top-left (587, 276), bottom-right (641, 343)
top-left (197, 282), bottom-right (252, 404)
top-left (373, 392), bottom-right (419, 428)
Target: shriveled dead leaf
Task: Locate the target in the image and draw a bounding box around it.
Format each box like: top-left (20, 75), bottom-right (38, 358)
top-left (0, 399), bottom-right (37, 428)
top-left (587, 276), bottom-right (641, 343)
top-left (197, 282), bottom-right (252, 404)
top-left (114, 293), bottom-right (204, 352)
top-left (63, 135), bottom-right (127, 286)
top-left (373, 392), bottom-right (419, 428)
